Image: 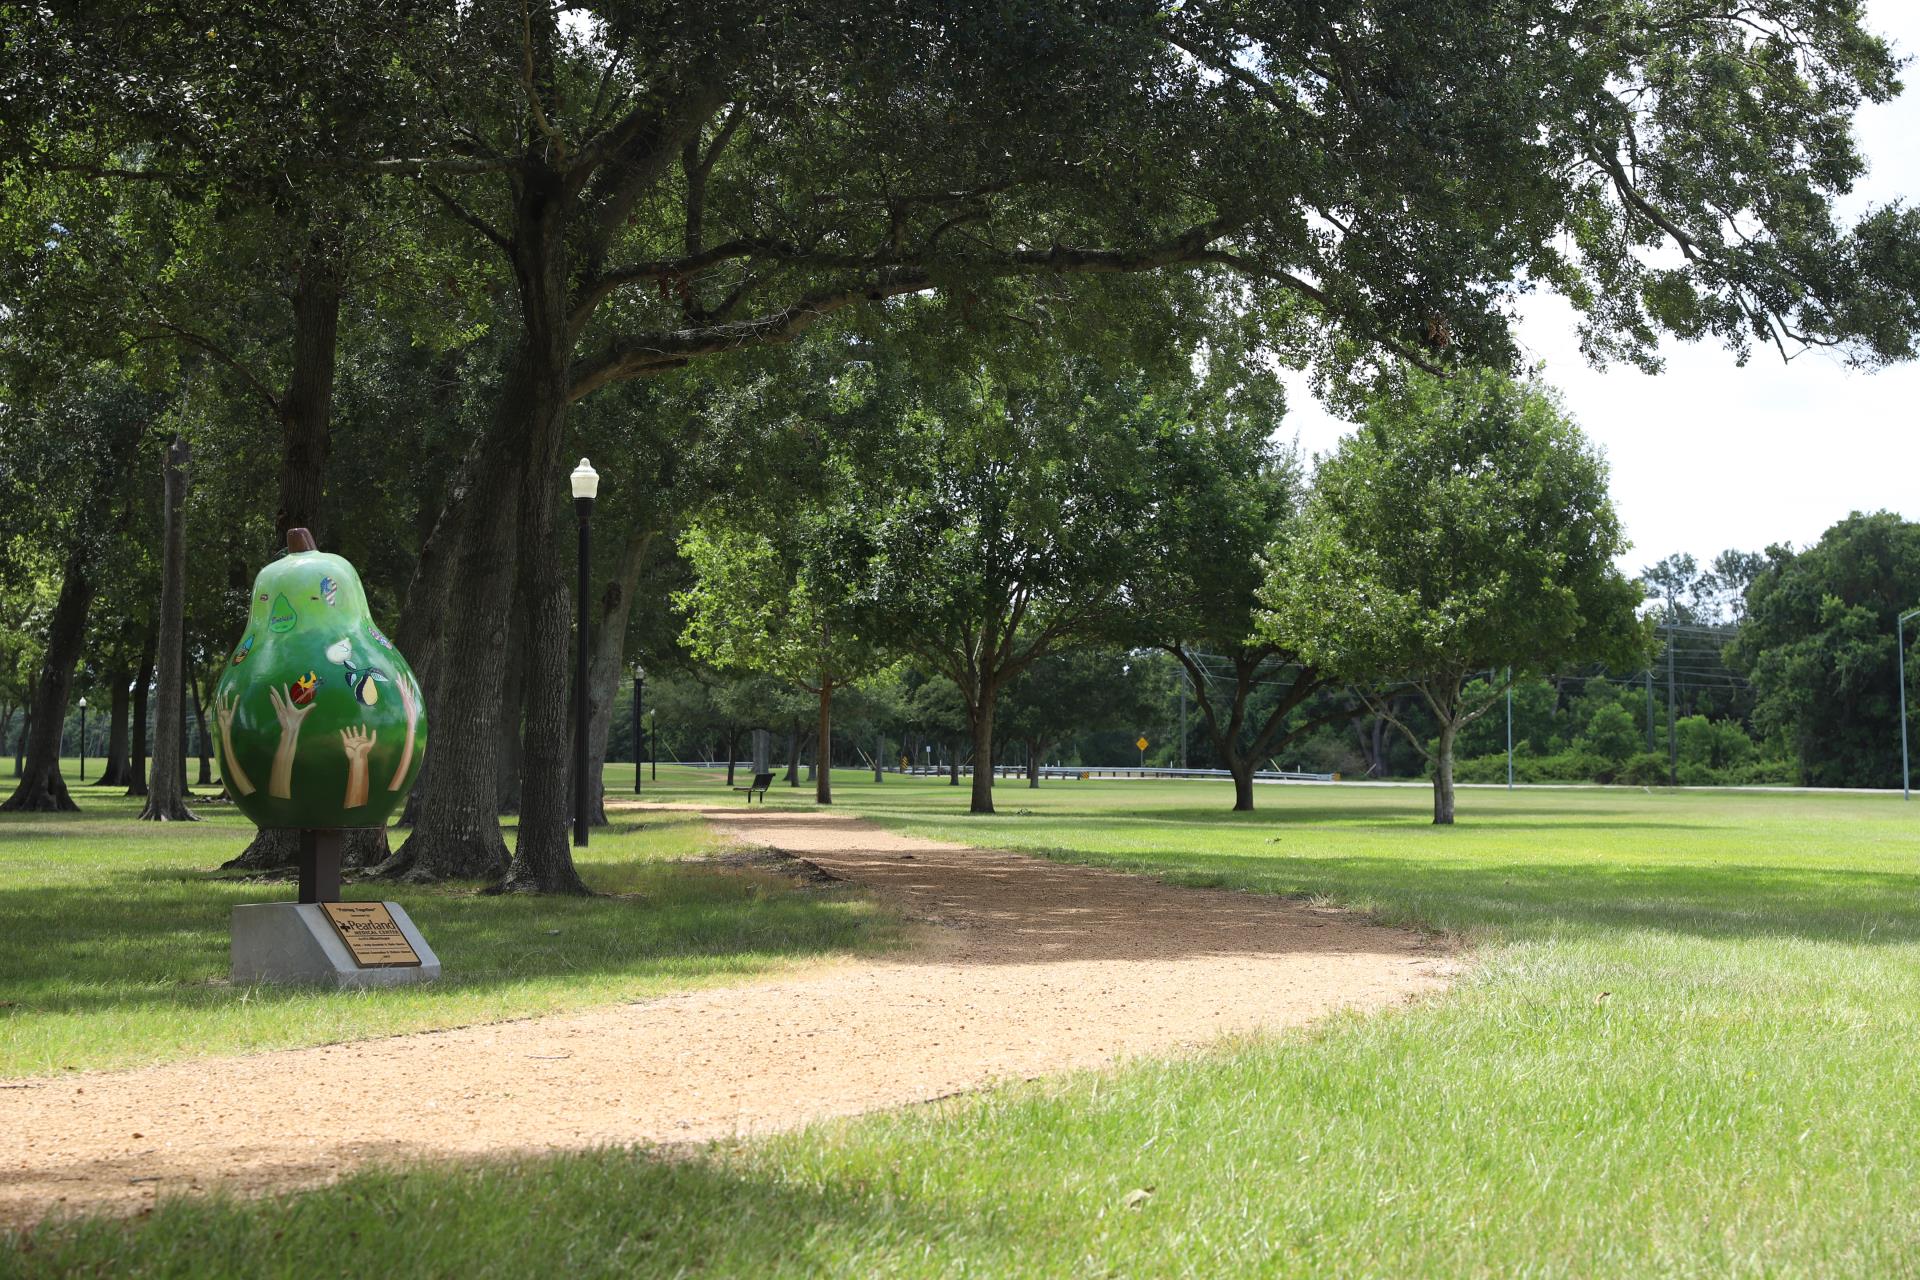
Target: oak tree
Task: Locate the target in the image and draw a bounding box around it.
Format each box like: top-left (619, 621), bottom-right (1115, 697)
top-left (1260, 370), bottom-right (1647, 824)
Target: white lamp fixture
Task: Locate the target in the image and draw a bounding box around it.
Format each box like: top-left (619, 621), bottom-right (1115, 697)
top-left (569, 458), bottom-right (600, 500)
top-left (78, 697), bottom-right (87, 709)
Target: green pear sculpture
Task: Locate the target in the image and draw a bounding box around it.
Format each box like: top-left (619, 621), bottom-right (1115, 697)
top-left (212, 529), bottom-right (427, 830)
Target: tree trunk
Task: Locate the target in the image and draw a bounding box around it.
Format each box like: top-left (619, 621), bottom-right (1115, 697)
top-left (948, 742), bottom-right (960, 786)
top-left (140, 435), bottom-right (197, 822)
top-left (816, 683), bottom-right (833, 805)
top-left (274, 229), bottom-right (344, 542)
top-left (1, 544), bottom-right (93, 812)
top-left (1432, 722), bottom-right (1457, 825)
top-left (125, 634), bottom-right (153, 798)
top-left (385, 359), bottom-right (538, 882)
top-left (391, 439), bottom-right (479, 829)
top-left (1230, 761), bottom-right (1255, 812)
top-left (495, 442), bottom-right (589, 896)
top-left (968, 695), bottom-right (996, 814)
top-left (493, 254), bottom-right (591, 897)
top-left (496, 596), bottom-right (528, 815)
top-left (725, 728), bottom-right (738, 785)
top-left (784, 725), bottom-right (800, 786)
top-left (12, 683), bottom-right (28, 776)
top-left (190, 666), bottom-right (212, 787)
top-left (585, 526), bottom-right (654, 825)
top-left (223, 825), bottom-right (391, 872)
top-left (873, 729), bottom-right (883, 784)
top-left (1027, 738), bottom-right (1040, 788)
top-left (94, 669), bottom-right (132, 786)
top-left (1354, 712), bottom-right (1393, 779)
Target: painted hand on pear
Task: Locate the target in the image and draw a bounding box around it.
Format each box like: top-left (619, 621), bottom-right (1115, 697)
top-left (340, 725), bottom-right (376, 808)
top-left (265, 684), bottom-right (314, 800)
top-left (388, 673), bottom-right (418, 791)
top-left (213, 690), bottom-right (256, 797)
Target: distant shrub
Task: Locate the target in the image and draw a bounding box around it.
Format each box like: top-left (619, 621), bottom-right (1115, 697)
top-left (1725, 758), bottom-right (1795, 786)
top-left (1675, 715), bottom-right (1755, 770)
top-left (1580, 704), bottom-right (1639, 763)
top-left (1452, 750), bottom-right (1611, 784)
top-left (1548, 751), bottom-right (1617, 784)
top-left (1676, 761), bottom-right (1719, 787)
top-left (1450, 748), bottom-right (1795, 788)
top-left (1621, 753), bottom-right (1669, 786)
top-left (1452, 754), bottom-right (1510, 784)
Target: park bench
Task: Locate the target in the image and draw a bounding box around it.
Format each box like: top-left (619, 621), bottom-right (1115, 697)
top-left (735, 771), bottom-right (774, 804)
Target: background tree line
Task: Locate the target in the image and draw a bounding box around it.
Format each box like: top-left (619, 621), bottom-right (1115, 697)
top-left (4, 0), bottom-right (1919, 870)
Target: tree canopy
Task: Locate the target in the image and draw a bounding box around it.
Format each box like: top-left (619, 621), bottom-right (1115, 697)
top-left (1260, 369), bottom-right (1648, 823)
top-left (1728, 512), bottom-right (1920, 788)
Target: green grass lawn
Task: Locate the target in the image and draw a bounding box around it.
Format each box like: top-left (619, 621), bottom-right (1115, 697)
top-left (0, 761), bottom-right (893, 1077)
top-left (14, 768), bottom-right (1920, 1277)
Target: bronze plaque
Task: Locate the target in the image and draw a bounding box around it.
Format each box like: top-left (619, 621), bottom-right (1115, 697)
top-left (320, 901), bottom-right (421, 968)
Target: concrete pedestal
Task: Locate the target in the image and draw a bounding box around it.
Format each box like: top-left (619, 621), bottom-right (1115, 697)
top-left (231, 901), bottom-right (441, 989)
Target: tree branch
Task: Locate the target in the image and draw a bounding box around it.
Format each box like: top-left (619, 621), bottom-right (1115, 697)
top-left (684, 102), bottom-right (746, 258)
top-left (567, 238), bottom-right (767, 333)
top-left (1245, 663), bottom-right (1331, 760)
top-left (423, 181), bottom-right (511, 252)
top-left (141, 321), bottom-right (281, 415)
top-left (576, 86), bottom-right (730, 258)
top-left (568, 270), bottom-right (936, 398)
top-left (337, 155), bottom-right (519, 175)
top-left (1357, 685), bottom-right (1433, 762)
top-left (518, 0), bottom-right (568, 163)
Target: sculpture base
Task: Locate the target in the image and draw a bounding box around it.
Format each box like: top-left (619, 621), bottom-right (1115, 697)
top-left (231, 901), bottom-right (441, 989)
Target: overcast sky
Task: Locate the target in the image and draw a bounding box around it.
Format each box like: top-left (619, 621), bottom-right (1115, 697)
top-left (1282, 3), bottom-right (1920, 572)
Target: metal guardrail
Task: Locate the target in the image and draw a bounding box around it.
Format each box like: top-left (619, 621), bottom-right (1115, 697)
top-left (665, 761), bottom-right (1338, 783)
top-left (908, 765), bottom-right (1339, 783)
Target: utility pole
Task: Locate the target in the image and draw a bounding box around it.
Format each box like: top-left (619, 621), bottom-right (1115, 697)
top-left (1900, 608), bottom-right (1919, 800)
top-left (1645, 670), bottom-right (1656, 753)
top-left (1505, 668), bottom-right (1513, 790)
top-left (1178, 676), bottom-right (1188, 770)
top-left (1665, 623), bottom-right (1678, 786)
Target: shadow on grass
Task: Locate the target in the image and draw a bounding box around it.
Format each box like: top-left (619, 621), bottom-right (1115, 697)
top-left (6, 1141), bottom-right (1008, 1278)
top-left (0, 858), bottom-right (885, 1021)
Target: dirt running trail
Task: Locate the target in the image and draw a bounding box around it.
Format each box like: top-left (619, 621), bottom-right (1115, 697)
top-left (0, 805), bottom-right (1457, 1226)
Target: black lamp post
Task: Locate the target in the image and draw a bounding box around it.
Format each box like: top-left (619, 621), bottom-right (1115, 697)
top-left (77, 696), bottom-right (87, 780)
top-left (641, 667), bottom-right (656, 794)
top-left (650, 709), bottom-right (657, 780)
top-left (570, 458), bottom-right (599, 847)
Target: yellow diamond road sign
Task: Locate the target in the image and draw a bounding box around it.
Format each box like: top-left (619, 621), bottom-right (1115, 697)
top-left (1136, 736), bottom-right (1149, 752)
